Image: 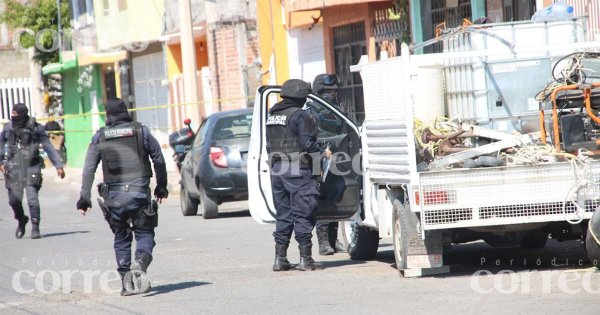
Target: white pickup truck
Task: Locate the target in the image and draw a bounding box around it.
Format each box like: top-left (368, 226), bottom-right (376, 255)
top-left (248, 18), bottom-right (600, 276)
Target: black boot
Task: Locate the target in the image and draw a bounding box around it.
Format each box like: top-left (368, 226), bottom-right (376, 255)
top-left (297, 243), bottom-right (323, 271)
top-left (120, 275), bottom-right (134, 296)
top-left (131, 252), bottom-right (152, 294)
top-left (329, 226), bottom-right (346, 253)
top-left (317, 226), bottom-right (334, 256)
top-left (272, 244), bottom-right (293, 271)
top-left (15, 216), bottom-right (29, 239)
top-left (31, 218), bottom-right (41, 239)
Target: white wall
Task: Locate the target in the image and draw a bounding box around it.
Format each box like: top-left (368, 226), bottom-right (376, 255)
top-left (286, 24), bottom-right (326, 84)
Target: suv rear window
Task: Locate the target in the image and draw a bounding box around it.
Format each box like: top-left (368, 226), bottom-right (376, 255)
top-left (212, 113), bottom-right (253, 140)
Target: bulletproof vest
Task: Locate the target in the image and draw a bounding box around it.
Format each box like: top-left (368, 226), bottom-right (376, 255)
top-left (99, 122), bottom-right (153, 181)
top-left (266, 107), bottom-right (302, 158)
top-left (5, 118), bottom-right (41, 167)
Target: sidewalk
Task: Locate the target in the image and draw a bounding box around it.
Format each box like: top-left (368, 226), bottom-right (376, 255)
top-left (41, 166), bottom-right (182, 196)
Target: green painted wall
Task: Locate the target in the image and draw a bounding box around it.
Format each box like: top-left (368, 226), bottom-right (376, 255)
top-left (471, 0), bottom-right (486, 21)
top-left (62, 65), bottom-right (105, 167)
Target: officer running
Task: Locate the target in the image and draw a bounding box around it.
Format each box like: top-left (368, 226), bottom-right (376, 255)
top-left (311, 73), bottom-right (348, 255)
top-left (76, 98), bottom-right (168, 296)
top-left (0, 103), bottom-right (65, 239)
top-left (267, 79), bottom-right (331, 271)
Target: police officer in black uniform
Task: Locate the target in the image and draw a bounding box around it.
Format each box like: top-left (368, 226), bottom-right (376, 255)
top-left (0, 103), bottom-right (66, 239)
top-left (311, 74), bottom-right (347, 256)
top-left (267, 79), bottom-right (331, 271)
top-left (76, 98), bottom-right (168, 296)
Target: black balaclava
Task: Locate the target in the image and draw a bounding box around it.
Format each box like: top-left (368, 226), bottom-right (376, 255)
top-left (105, 98), bottom-right (132, 126)
top-left (11, 103), bottom-right (29, 129)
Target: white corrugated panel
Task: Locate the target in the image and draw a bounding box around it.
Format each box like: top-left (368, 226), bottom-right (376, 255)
top-left (358, 58), bottom-right (412, 184)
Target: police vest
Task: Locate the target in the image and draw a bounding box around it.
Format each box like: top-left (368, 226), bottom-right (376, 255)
top-left (266, 107), bottom-right (302, 159)
top-left (6, 118), bottom-right (42, 166)
top-left (98, 122), bottom-right (152, 181)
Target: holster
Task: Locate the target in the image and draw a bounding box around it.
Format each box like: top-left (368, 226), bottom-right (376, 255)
top-left (96, 182), bottom-right (130, 231)
top-left (133, 190), bottom-right (158, 229)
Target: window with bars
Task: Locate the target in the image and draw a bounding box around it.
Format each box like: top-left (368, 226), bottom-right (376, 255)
top-left (333, 22), bottom-right (367, 125)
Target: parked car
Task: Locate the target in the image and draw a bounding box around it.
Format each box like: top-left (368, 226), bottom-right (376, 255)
top-left (179, 108), bottom-right (253, 218)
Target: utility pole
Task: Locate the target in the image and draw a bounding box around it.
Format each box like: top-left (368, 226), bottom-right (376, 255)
top-left (179, 0), bottom-right (203, 121)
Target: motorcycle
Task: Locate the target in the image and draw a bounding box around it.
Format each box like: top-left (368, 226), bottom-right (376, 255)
top-left (168, 118), bottom-right (195, 171)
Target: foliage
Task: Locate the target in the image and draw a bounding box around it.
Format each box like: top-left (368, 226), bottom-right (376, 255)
top-left (0, 0), bottom-right (71, 66)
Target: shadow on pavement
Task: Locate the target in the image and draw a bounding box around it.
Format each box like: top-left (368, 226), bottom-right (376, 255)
top-left (144, 281), bottom-right (212, 297)
top-left (216, 210), bottom-right (250, 219)
top-left (321, 258), bottom-right (371, 268)
top-left (42, 231), bottom-right (90, 238)
top-left (379, 239), bottom-right (593, 278)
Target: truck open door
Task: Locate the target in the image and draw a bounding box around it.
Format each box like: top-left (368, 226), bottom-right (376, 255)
top-left (248, 86), bottom-right (362, 224)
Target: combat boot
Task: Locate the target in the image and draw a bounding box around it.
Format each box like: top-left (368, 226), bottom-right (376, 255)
top-left (31, 218), bottom-right (41, 239)
top-left (317, 227), bottom-right (334, 255)
top-left (131, 252), bottom-right (152, 294)
top-left (297, 243), bottom-right (323, 271)
top-left (15, 216), bottom-right (29, 239)
top-left (120, 276), bottom-right (134, 296)
top-left (329, 226), bottom-right (347, 253)
top-left (272, 244), bottom-right (293, 271)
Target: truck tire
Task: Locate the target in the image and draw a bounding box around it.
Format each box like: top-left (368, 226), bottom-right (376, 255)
top-left (341, 220), bottom-right (379, 260)
top-left (199, 186), bottom-right (218, 219)
top-left (392, 199), bottom-right (409, 270)
top-left (586, 227), bottom-right (600, 268)
top-left (180, 183), bottom-right (198, 216)
top-left (519, 230), bottom-right (549, 249)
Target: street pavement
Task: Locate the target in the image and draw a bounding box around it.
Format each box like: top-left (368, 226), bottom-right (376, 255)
top-left (0, 168), bottom-right (599, 314)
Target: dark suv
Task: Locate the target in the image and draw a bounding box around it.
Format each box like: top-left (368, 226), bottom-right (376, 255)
top-left (179, 108), bottom-right (252, 218)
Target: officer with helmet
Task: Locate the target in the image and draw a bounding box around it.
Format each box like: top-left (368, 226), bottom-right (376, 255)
top-left (76, 98), bottom-right (168, 295)
top-left (267, 79), bottom-right (332, 271)
top-left (0, 103), bottom-right (66, 239)
top-left (312, 73), bottom-right (347, 255)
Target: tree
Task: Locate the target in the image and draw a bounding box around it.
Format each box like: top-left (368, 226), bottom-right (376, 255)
top-left (1, 0), bottom-right (70, 66)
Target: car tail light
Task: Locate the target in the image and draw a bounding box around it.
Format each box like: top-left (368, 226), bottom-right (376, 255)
top-left (210, 147), bottom-right (227, 168)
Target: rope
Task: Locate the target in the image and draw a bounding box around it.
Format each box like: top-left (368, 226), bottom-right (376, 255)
top-left (562, 151), bottom-right (599, 225)
top-left (500, 144), bottom-right (577, 166)
top-left (414, 116), bottom-right (462, 158)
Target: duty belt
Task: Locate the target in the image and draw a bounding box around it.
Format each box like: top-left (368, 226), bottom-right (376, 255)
top-left (107, 185), bottom-right (148, 193)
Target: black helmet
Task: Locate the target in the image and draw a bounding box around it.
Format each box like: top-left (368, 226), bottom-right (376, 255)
top-left (280, 79), bottom-right (311, 99)
top-left (312, 74), bottom-right (339, 94)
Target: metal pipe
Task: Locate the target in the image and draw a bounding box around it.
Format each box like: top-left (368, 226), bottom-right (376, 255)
top-left (584, 83), bottom-right (600, 125)
top-left (539, 109), bottom-right (547, 144)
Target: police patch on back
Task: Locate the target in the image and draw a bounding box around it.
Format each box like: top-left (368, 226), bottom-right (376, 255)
top-left (266, 114), bottom-right (287, 126)
top-left (104, 127), bottom-right (135, 139)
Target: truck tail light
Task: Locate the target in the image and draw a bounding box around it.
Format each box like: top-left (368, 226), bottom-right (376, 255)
top-left (423, 191), bottom-right (449, 205)
top-left (210, 147), bottom-right (227, 168)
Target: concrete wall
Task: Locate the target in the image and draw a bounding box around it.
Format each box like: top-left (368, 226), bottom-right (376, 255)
top-left (94, 0), bottom-right (164, 51)
top-left (0, 50), bottom-right (30, 79)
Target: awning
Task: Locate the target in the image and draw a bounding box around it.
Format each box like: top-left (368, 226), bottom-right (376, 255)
top-left (78, 50), bottom-right (128, 66)
top-left (41, 55), bottom-right (78, 75)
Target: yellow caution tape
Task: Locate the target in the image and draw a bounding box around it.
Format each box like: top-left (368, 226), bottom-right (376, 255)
top-left (36, 95), bottom-right (254, 122)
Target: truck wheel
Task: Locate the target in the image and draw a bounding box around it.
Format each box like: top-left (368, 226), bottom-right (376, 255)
top-left (392, 199), bottom-right (410, 270)
top-left (199, 186), bottom-right (218, 219)
top-left (341, 220), bottom-right (379, 260)
top-left (180, 183), bottom-right (198, 216)
top-left (519, 230), bottom-right (549, 249)
top-left (586, 228), bottom-right (600, 268)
